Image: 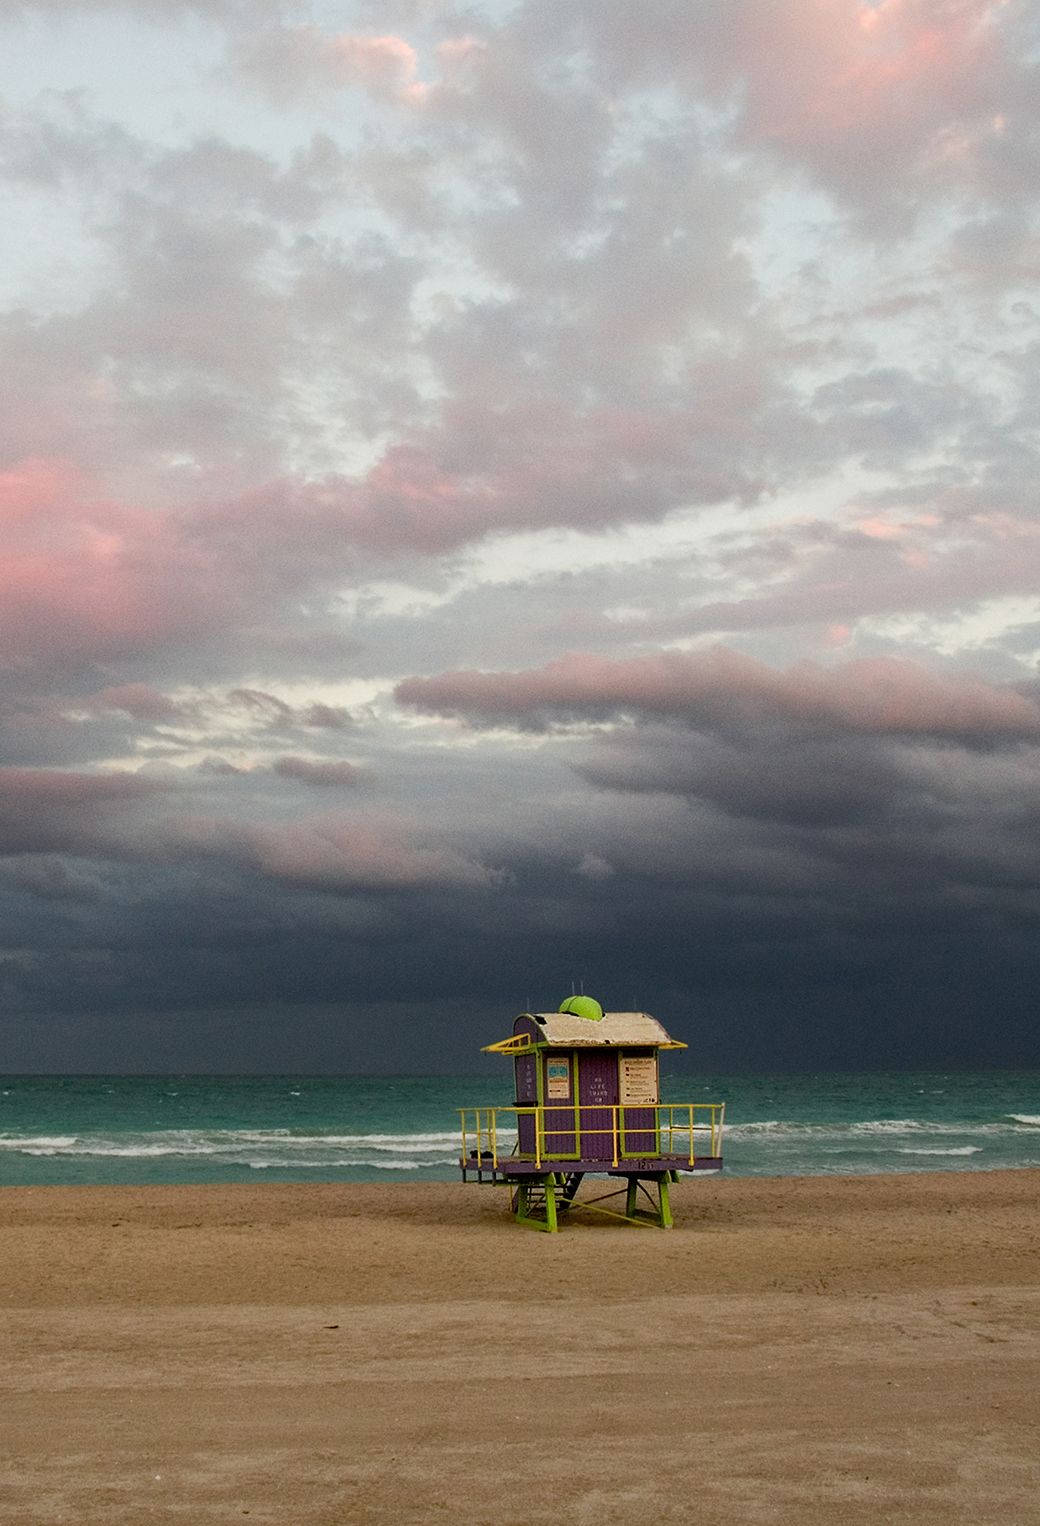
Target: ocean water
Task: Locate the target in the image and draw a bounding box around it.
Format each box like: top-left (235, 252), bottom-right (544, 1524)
top-left (1, 1070), bottom-right (1039, 1187)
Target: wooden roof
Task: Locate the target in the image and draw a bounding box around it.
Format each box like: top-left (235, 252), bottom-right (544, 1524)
top-left (482, 1011), bottom-right (686, 1051)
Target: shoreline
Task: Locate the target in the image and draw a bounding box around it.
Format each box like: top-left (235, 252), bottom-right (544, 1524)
top-left (2, 1170), bottom-right (1039, 1522)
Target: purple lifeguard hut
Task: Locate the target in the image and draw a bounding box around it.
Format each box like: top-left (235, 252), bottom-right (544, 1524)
top-left (459, 995), bottom-right (724, 1231)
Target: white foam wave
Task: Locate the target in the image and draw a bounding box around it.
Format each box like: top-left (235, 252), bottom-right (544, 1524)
top-left (247, 1157), bottom-right (457, 1171)
top-left (851, 1118), bottom-right (983, 1135)
top-left (310, 1131), bottom-right (467, 1148)
top-left (724, 1118), bottom-right (1006, 1141)
top-left (0, 1127), bottom-right (468, 1166)
top-left (1, 1110), bottom-right (1033, 1174)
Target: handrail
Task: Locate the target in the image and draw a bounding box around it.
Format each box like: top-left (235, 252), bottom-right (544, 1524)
top-left (458, 1102), bottom-right (724, 1169)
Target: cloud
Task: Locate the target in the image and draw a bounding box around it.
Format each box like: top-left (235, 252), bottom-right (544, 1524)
top-left (235, 28), bottom-right (428, 105)
top-left (168, 811), bottom-right (500, 891)
top-left (227, 688), bottom-right (296, 727)
top-left (0, 854), bottom-right (103, 901)
top-left (1, 0), bottom-right (286, 18)
top-left (0, 458), bottom-right (254, 667)
top-left (395, 647), bottom-right (1040, 741)
top-left (576, 851), bottom-right (614, 880)
top-left (222, 691), bottom-right (356, 736)
top-left (568, 0), bottom-right (1032, 224)
top-left (91, 684), bottom-right (185, 722)
top-left (0, 765), bottom-right (169, 854)
top-left (272, 755), bottom-right (361, 787)
top-left (300, 703), bottom-right (352, 729)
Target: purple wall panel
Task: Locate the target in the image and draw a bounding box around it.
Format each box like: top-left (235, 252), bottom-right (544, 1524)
top-left (514, 1051), bottom-right (537, 1155)
top-left (620, 1105), bottom-right (657, 1156)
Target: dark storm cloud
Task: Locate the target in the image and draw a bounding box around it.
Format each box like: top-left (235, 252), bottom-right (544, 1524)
top-left (0, 854), bottom-right (104, 901)
top-left (0, 742), bottom-right (496, 883)
top-left (4, 741), bottom-right (1038, 1068)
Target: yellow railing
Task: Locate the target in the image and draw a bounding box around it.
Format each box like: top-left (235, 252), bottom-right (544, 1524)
top-left (458, 1102), bottom-right (725, 1171)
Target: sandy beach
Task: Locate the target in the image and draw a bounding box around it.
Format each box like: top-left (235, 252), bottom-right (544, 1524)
top-left (2, 1169), bottom-right (1039, 1524)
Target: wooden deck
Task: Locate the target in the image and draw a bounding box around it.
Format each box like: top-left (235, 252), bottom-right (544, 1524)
top-left (460, 1152), bottom-right (723, 1183)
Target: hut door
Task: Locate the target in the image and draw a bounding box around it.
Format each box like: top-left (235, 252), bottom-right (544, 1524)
top-left (541, 1052), bottom-right (577, 1158)
top-left (577, 1050), bottom-right (618, 1161)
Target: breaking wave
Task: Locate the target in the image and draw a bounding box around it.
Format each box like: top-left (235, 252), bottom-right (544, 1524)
top-left (2, 1099), bottom-right (1038, 1181)
top-left (723, 1117), bottom-right (1007, 1142)
top-left (0, 1128), bottom-right (464, 1171)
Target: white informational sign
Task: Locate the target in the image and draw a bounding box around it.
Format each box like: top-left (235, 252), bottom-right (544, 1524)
top-left (545, 1059), bottom-right (571, 1100)
top-left (619, 1055), bottom-right (658, 1106)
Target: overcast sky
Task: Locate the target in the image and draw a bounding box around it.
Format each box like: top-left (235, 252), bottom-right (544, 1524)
top-left (1, 0), bottom-right (1038, 1072)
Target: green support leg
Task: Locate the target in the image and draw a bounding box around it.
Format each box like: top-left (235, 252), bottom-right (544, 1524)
top-left (544, 1173), bottom-right (558, 1233)
top-left (658, 1173), bottom-right (673, 1229)
top-left (625, 1177), bottom-right (639, 1220)
top-left (514, 1174), bottom-right (560, 1232)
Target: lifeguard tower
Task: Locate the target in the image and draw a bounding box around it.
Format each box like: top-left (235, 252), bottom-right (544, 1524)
top-left (459, 996), bottom-right (724, 1231)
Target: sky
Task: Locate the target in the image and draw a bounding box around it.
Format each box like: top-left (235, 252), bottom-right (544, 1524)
top-left (1, 0), bottom-right (1038, 1073)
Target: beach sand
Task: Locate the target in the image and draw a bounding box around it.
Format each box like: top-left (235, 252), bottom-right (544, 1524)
top-left (2, 1170), bottom-right (1039, 1524)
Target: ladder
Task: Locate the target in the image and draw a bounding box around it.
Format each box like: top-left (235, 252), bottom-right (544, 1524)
top-left (509, 1170), bottom-right (673, 1231)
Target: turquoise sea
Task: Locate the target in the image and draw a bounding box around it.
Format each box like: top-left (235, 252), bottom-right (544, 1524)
top-left (1, 1070), bottom-right (1039, 1186)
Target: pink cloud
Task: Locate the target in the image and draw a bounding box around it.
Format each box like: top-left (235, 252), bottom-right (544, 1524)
top-left (0, 458), bottom-right (239, 665)
top-left (0, 763), bottom-right (494, 893)
top-left (168, 812), bottom-right (498, 891)
top-left (591, 0), bottom-right (1017, 213)
top-left (0, 766), bottom-right (165, 809)
top-left (745, 0), bottom-right (1001, 148)
top-left (237, 28), bottom-right (429, 105)
top-left (205, 396), bottom-right (739, 565)
top-left (0, 766), bottom-right (169, 854)
top-left (0, 458), bottom-right (361, 671)
top-left (331, 34), bottom-right (425, 102)
top-left (395, 647), bottom-right (1040, 740)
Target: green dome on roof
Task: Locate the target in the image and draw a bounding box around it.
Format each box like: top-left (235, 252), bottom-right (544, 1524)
top-left (558, 995), bottom-right (603, 1021)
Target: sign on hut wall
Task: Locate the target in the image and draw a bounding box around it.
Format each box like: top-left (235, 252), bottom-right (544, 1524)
top-left (619, 1054), bottom-right (658, 1106)
top-left (545, 1058), bottom-right (571, 1100)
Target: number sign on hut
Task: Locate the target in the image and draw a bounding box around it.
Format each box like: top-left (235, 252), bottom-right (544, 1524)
top-left (458, 995), bottom-right (725, 1231)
